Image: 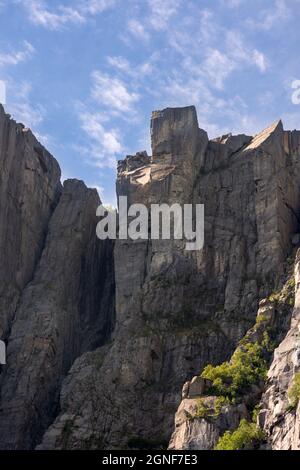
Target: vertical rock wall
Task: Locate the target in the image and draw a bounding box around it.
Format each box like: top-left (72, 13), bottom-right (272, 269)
top-left (0, 109), bottom-right (115, 449)
top-left (38, 107), bottom-right (300, 450)
top-left (0, 105), bottom-right (61, 340)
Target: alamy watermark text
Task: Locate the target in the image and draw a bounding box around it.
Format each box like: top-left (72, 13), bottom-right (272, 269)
top-left (96, 197), bottom-right (204, 251)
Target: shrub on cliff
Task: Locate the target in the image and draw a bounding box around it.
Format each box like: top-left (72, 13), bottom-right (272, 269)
top-left (215, 419), bottom-right (265, 450)
top-left (201, 340), bottom-right (268, 401)
top-left (288, 371), bottom-right (300, 409)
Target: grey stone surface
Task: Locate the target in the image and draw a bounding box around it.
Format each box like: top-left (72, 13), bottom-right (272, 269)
top-left (38, 108), bottom-right (300, 450)
top-left (168, 398), bottom-right (248, 450)
top-left (0, 105), bottom-right (62, 340)
top-left (2, 104), bottom-right (300, 450)
top-left (258, 251), bottom-right (300, 449)
top-left (0, 178), bottom-right (115, 449)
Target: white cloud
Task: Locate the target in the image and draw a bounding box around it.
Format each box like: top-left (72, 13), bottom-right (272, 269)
top-left (201, 49), bottom-right (235, 90)
top-left (81, 112), bottom-right (122, 154)
top-left (226, 30), bottom-right (269, 73)
top-left (11, 101), bottom-right (44, 128)
top-left (107, 56), bottom-right (131, 73)
top-left (78, 111), bottom-right (123, 168)
top-left (80, 0), bottom-right (115, 15)
top-left (252, 49), bottom-right (268, 73)
top-left (247, 0), bottom-right (290, 30)
top-left (198, 9), bottom-right (218, 42)
top-left (21, 0), bottom-right (115, 30)
top-left (0, 41), bottom-right (35, 67)
top-left (6, 81), bottom-right (45, 130)
top-left (148, 0), bottom-right (181, 31)
top-left (23, 1), bottom-right (85, 29)
top-left (91, 71), bottom-right (139, 113)
top-left (174, 29), bottom-right (268, 94)
top-left (127, 19), bottom-right (149, 41)
top-left (107, 55), bottom-right (154, 79)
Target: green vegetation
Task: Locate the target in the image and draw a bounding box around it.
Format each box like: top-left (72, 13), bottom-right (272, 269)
top-left (268, 277), bottom-right (295, 305)
top-left (198, 269), bottom-right (296, 448)
top-left (214, 396), bottom-right (231, 415)
top-left (201, 339), bottom-right (269, 402)
top-left (215, 419), bottom-right (265, 450)
top-left (199, 271), bottom-right (296, 405)
top-left (193, 398), bottom-right (212, 419)
top-left (288, 371), bottom-right (300, 409)
top-left (251, 404), bottom-right (261, 423)
top-left (190, 396), bottom-right (231, 421)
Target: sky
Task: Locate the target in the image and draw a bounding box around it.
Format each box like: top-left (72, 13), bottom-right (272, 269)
top-left (0, 0), bottom-right (300, 206)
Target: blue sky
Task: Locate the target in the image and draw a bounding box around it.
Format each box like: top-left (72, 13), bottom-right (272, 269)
top-left (0, 0), bottom-right (300, 205)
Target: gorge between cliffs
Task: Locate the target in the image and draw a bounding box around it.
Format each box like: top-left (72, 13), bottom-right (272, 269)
top-left (1, 102), bottom-right (300, 450)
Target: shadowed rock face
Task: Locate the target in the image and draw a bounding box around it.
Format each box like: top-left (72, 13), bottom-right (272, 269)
top-left (0, 105), bottom-right (62, 340)
top-left (1, 104), bottom-right (300, 450)
top-left (0, 111), bottom-right (115, 449)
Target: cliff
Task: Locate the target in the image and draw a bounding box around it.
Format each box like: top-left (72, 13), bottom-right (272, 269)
top-left (0, 103), bottom-right (300, 450)
top-left (0, 105), bottom-right (115, 449)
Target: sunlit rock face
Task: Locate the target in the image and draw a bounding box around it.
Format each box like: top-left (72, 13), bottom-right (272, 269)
top-left (1, 104), bottom-right (300, 450)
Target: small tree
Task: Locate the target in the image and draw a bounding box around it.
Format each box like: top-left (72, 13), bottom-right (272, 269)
top-left (288, 371), bottom-right (300, 409)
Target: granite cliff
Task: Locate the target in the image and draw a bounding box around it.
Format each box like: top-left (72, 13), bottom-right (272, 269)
top-left (1, 103), bottom-right (300, 450)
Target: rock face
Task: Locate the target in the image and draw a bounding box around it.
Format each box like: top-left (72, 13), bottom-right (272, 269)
top-left (0, 105), bottom-right (61, 340)
top-left (168, 268), bottom-right (296, 450)
top-left (258, 250), bottom-right (300, 449)
top-left (37, 107), bottom-right (300, 450)
top-left (169, 397), bottom-right (248, 450)
top-left (1, 104), bottom-right (300, 450)
top-left (0, 110), bottom-right (115, 449)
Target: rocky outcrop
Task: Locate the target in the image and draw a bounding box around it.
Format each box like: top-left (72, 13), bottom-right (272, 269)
top-left (168, 264), bottom-right (296, 450)
top-left (2, 103), bottom-right (300, 450)
top-left (258, 250), bottom-right (300, 449)
top-left (0, 109), bottom-right (115, 449)
top-left (38, 107), bottom-right (300, 450)
top-left (169, 397), bottom-right (249, 450)
top-left (0, 179), bottom-right (115, 449)
top-left (0, 105), bottom-right (61, 340)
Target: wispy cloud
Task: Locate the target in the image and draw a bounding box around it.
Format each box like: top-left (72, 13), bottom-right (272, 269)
top-left (226, 30), bottom-right (269, 73)
top-left (107, 56), bottom-right (131, 73)
top-left (247, 0), bottom-right (290, 30)
top-left (107, 54), bottom-right (155, 78)
top-left (148, 0), bottom-right (181, 31)
top-left (171, 28), bottom-right (268, 93)
top-left (252, 49), bottom-right (268, 73)
top-left (0, 41), bottom-right (35, 67)
top-left (91, 70), bottom-right (139, 114)
top-left (127, 18), bottom-right (149, 41)
top-left (20, 0), bottom-right (115, 30)
top-left (125, 0), bottom-right (182, 43)
top-left (6, 81), bottom-right (45, 130)
top-left (77, 110), bottom-right (123, 168)
top-left (22, 0), bottom-right (85, 29)
top-left (201, 49), bottom-right (235, 90)
top-left (80, 0), bottom-right (115, 15)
